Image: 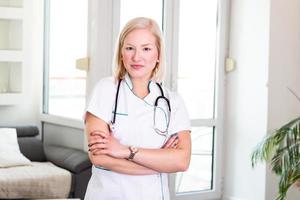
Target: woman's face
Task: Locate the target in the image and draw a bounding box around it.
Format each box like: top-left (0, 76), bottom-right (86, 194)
top-left (121, 28), bottom-right (159, 81)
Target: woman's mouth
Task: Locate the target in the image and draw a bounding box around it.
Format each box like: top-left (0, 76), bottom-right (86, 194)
top-left (131, 64), bottom-right (143, 70)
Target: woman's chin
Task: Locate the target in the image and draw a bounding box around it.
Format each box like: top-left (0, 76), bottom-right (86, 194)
top-left (128, 70), bottom-right (151, 80)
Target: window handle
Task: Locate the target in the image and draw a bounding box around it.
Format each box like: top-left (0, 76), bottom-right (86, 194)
top-left (76, 57), bottom-right (89, 71)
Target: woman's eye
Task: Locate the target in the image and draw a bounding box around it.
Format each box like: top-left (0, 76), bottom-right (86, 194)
top-left (143, 47), bottom-right (151, 51)
top-left (125, 47), bottom-right (134, 50)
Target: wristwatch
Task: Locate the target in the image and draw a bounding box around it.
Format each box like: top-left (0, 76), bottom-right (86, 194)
top-left (128, 146), bottom-right (139, 161)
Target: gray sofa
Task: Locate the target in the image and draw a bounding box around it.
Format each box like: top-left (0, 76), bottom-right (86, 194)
top-left (14, 126), bottom-right (91, 199)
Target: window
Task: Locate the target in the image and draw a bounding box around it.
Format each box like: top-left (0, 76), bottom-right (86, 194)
top-left (44, 0), bottom-right (88, 120)
top-left (118, 0), bottom-right (225, 199)
top-left (176, 0), bottom-right (219, 194)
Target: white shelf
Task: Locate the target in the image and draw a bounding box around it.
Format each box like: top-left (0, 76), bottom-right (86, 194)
top-left (0, 50), bottom-right (23, 61)
top-left (0, 93), bottom-right (23, 105)
top-left (0, 3), bottom-right (24, 106)
top-left (0, 7), bottom-right (23, 19)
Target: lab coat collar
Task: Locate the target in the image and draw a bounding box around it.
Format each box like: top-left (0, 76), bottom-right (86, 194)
top-left (124, 73), bottom-right (133, 90)
top-left (124, 73), bottom-right (155, 93)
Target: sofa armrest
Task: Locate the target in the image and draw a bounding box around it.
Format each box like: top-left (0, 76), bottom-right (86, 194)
top-left (44, 144), bottom-right (92, 174)
top-left (18, 137), bottom-right (46, 162)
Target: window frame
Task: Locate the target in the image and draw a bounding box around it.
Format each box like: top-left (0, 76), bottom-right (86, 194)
top-left (43, 0), bottom-right (50, 116)
top-left (163, 0), bottom-right (229, 199)
top-left (42, 0), bottom-right (88, 128)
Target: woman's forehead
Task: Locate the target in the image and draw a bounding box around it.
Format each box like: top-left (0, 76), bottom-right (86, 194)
top-left (124, 29), bottom-right (157, 45)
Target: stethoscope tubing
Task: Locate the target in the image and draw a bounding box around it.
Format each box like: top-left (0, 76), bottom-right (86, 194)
top-left (112, 79), bottom-right (122, 125)
top-left (110, 79), bottom-right (171, 134)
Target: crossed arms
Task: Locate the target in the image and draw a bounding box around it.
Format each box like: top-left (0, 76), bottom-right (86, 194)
top-left (85, 112), bottom-right (191, 175)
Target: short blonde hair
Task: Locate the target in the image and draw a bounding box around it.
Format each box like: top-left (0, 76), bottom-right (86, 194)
top-left (113, 17), bottom-right (166, 83)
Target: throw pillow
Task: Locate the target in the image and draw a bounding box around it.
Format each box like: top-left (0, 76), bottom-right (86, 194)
top-left (0, 128), bottom-right (32, 168)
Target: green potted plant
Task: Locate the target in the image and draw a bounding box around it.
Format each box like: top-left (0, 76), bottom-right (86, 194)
top-left (251, 88), bottom-right (300, 200)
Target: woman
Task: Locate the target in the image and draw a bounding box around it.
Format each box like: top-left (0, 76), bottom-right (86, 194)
top-left (84, 17), bottom-right (191, 200)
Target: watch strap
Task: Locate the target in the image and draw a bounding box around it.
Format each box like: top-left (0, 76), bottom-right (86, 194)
top-left (128, 146), bottom-right (138, 161)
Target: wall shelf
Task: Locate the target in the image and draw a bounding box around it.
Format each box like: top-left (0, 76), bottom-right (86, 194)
top-left (0, 0), bottom-right (23, 8)
top-left (0, 93), bottom-right (23, 105)
top-left (0, 3), bottom-right (24, 105)
top-left (0, 50), bottom-right (23, 61)
top-left (0, 7), bottom-right (23, 19)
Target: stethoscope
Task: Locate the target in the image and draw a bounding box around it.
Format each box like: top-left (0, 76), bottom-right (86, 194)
top-left (109, 79), bottom-right (171, 137)
top-left (108, 78), bottom-right (170, 200)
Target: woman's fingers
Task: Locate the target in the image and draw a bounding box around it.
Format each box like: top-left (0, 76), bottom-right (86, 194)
top-left (171, 139), bottom-right (178, 149)
top-left (165, 137), bottom-right (175, 148)
top-left (90, 130), bottom-right (109, 138)
top-left (89, 143), bottom-right (107, 152)
top-left (91, 149), bottom-right (109, 155)
top-left (88, 130), bottom-right (109, 146)
top-left (163, 134), bottom-right (179, 148)
top-left (88, 138), bottom-right (108, 148)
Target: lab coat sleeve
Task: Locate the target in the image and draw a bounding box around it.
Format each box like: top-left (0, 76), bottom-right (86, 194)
top-left (169, 92), bottom-right (191, 135)
top-left (84, 77), bottom-right (116, 124)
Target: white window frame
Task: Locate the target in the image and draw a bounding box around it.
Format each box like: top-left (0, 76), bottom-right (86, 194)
top-left (42, 0), bottom-right (88, 128)
top-left (163, 0), bottom-right (229, 199)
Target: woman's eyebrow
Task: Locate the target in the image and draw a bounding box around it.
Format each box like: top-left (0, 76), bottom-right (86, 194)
top-left (124, 43), bottom-right (134, 46)
top-left (142, 43), bottom-right (154, 47)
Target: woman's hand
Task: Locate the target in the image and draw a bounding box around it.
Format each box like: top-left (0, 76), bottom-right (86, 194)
top-left (162, 133), bottom-right (179, 149)
top-left (88, 131), bottom-right (129, 159)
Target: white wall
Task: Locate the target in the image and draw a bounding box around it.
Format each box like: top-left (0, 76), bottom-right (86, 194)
top-left (0, 0), bottom-right (43, 130)
top-left (43, 122), bottom-right (84, 149)
top-left (267, 0), bottom-right (300, 199)
top-left (225, 0), bottom-right (300, 200)
top-left (223, 0), bottom-right (270, 199)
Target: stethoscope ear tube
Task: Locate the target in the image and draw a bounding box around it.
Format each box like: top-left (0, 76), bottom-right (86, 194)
top-left (111, 79), bottom-right (122, 125)
top-left (155, 83), bottom-right (171, 112)
top-left (154, 96), bottom-right (171, 112)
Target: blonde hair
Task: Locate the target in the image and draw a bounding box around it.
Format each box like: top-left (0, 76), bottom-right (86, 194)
top-left (113, 17), bottom-right (166, 83)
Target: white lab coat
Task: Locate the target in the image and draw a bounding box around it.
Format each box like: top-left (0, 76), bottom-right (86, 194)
top-left (84, 74), bottom-right (191, 200)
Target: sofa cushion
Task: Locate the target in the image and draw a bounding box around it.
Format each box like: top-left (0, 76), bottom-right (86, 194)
top-left (0, 162), bottom-right (72, 199)
top-left (0, 128), bottom-right (32, 168)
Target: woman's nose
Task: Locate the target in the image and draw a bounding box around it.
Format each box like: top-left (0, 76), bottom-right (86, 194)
top-left (132, 50), bottom-right (141, 61)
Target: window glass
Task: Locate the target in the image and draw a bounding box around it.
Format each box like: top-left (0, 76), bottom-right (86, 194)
top-left (176, 0), bottom-right (218, 194)
top-left (176, 127), bottom-right (214, 192)
top-left (44, 0), bottom-right (88, 119)
top-left (120, 0), bottom-right (163, 29)
top-left (177, 0), bottom-right (218, 120)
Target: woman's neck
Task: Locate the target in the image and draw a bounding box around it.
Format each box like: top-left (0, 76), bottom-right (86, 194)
top-left (131, 78), bottom-right (150, 99)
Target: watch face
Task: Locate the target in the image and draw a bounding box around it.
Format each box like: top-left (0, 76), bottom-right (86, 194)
top-left (131, 146), bottom-right (138, 153)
